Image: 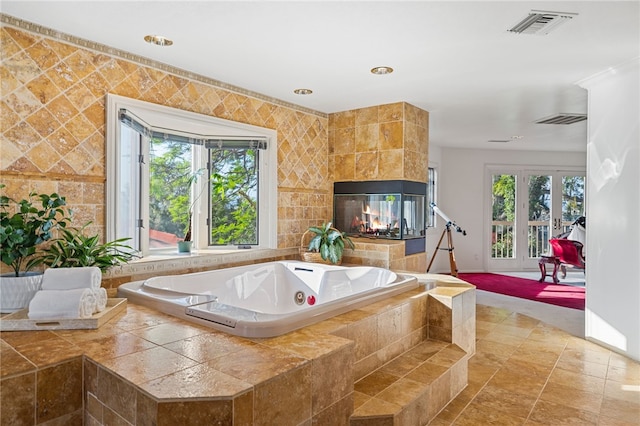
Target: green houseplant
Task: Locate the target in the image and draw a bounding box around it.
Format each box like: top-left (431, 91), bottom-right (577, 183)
top-left (0, 185), bottom-right (71, 276)
top-left (303, 222), bottom-right (355, 264)
top-left (38, 222), bottom-right (138, 271)
top-left (0, 185), bottom-right (72, 312)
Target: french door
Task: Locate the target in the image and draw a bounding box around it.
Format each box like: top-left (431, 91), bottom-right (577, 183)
top-left (488, 168), bottom-right (585, 271)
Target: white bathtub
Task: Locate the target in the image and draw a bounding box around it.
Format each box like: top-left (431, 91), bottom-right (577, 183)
top-left (117, 260), bottom-right (419, 338)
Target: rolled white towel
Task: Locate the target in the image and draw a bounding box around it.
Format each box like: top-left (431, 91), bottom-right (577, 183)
top-left (41, 267), bottom-right (102, 291)
top-left (94, 287), bottom-right (107, 313)
top-left (28, 288), bottom-right (97, 319)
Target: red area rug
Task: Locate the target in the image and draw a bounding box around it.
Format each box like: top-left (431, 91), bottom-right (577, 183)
top-left (457, 273), bottom-right (585, 311)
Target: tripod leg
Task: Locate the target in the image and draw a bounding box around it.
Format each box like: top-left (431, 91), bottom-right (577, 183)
top-left (427, 228), bottom-right (447, 272)
top-left (447, 228), bottom-right (459, 277)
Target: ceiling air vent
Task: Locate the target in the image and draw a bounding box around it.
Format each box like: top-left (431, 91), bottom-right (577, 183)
top-left (535, 113), bottom-right (587, 125)
top-left (487, 140), bottom-right (510, 143)
top-left (508, 10), bottom-right (577, 35)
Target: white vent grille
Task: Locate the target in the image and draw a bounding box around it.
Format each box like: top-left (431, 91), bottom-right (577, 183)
top-left (508, 10), bottom-right (577, 35)
top-left (535, 114), bottom-right (587, 125)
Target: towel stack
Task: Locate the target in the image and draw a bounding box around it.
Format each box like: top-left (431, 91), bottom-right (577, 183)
top-left (28, 267), bottom-right (107, 319)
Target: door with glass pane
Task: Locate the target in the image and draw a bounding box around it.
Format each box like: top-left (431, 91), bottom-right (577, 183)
top-left (489, 172), bottom-right (519, 270)
top-left (488, 169), bottom-right (585, 271)
top-left (522, 172), bottom-right (585, 269)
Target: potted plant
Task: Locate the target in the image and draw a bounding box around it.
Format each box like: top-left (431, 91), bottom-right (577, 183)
top-left (38, 222), bottom-right (138, 271)
top-left (0, 185), bottom-right (72, 312)
top-left (177, 168), bottom-right (207, 253)
top-left (301, 221), bottom-right (355, 265)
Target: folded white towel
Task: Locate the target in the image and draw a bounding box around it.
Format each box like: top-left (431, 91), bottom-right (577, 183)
top-left (41, 267), bottom-right (102, 291)
top-left (28, 288), bottom-right (97, 319)
top-left (94, 287), bottom-right (107, 313)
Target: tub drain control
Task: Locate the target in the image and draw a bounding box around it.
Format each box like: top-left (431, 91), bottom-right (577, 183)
top-left (294, 291), bottom-right (305, 305)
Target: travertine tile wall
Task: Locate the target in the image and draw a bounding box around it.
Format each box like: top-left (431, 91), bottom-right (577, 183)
top-left (328, 102), bottom-right (429, 183)
top-left (341, 237), bottom-right (428, 272)
top-left (1, 17), bottom-right (431, 277)
top-left (0, 17), bottom-right (330, 275)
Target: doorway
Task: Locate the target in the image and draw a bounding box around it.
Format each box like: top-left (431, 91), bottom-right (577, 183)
top-left (487, 167), bottom-right (585, 271)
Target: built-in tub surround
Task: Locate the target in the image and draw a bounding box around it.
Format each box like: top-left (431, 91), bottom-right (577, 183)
top-left (0, 274), bottom-right (475, 425)
top-left (118, 261), bottom-right (419, 338)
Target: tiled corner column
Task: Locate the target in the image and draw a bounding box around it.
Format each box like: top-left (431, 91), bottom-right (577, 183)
top-left (424, 276), bottom-right (477, 357)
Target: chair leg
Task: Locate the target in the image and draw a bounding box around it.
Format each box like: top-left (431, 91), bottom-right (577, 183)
top-left (539, 261), bottom-right (546, 282)
top-left (552, 262), bottom-right (560, 284)
top-left (561, 265), bottom-right (567, 279)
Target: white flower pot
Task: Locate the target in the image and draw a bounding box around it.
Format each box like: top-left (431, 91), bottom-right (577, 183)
top-left (0, 273), bottom-right (43, 313)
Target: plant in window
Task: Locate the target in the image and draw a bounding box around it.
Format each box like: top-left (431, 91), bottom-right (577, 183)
top-left (175, 168), bottom-right (207, 251)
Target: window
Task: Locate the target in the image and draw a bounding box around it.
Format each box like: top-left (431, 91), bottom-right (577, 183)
top-left (106, 94), bottom-right (277, 255)
top-left (427, 167), bottom-right (437, 228)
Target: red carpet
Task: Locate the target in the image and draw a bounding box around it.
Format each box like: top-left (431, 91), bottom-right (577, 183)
top-left (457, 273), bottom-right (585, 311)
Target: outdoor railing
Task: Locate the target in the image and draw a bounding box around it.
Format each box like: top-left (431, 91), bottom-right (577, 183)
top-left (491, 220), bottom-right (573, 259)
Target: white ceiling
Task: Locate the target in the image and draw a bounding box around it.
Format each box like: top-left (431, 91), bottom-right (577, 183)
top-left (2, 1), bottom-right (639, 152)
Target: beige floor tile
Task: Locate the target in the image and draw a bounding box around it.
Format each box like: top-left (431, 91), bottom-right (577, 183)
top-left (475, 339), bottom-right (520, 359)
top-left (604, 379), bottom-right (640, 404)
top-left (596, 414), bottom-right (640, 426)
top-left (548, 367), bottom-right (606, 395)
top-left (538, 382), bottom-right (603, 414)
top-left (599, 395), bottom-right (640, 424)
top-left (482, 330), bottom-right (528, 347)
top-left (487, 367), bottom-right (548, 397)
top-left (471, 384), bottom-right (537, 419)
top-left (491, 323), bottom-right (535, 339)
top-left (500, 312), bottom-right (543, 329)
top-left (501, 357), bottom-right (555, 380)
top-left (606, 363), bottom-right (640, 385)
top-left (527, 325), bottom-right (572, 345)
top-left (528, 399), bottom-right (598, 425)
top-left (555, 355), bottom-right (610, 379)
top-left (454, 400), bottom-right (526, 425)
top-left (561, 346), bottom-right (612, 366)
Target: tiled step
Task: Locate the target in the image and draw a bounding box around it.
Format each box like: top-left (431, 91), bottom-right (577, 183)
top-left (350, 339), bottom-right (468, 426)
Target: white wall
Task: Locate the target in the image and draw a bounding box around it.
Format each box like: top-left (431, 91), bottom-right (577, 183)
top-left (433, 147), bottom-right (586, 273)
top-left (579, 58), bottom-right (640, 361)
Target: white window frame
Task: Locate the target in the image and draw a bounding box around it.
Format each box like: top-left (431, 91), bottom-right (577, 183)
top-left (105, 94), bottom-right (277, 255)
top-left (427, 166), bottom-right (438, 228)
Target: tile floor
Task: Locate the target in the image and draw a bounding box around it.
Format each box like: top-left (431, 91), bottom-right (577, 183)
top-left (429, 273), bottom-right (640, 425)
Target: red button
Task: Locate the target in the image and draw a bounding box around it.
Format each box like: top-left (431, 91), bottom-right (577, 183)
top-left (307, 295), bottom-right (316, 305)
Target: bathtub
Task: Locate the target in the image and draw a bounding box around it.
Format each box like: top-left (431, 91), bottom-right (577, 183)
top-left (117, 260), bottom-right (420, 338)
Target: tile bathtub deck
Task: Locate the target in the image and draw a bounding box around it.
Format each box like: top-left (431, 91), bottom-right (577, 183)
top-left (1, 297), bottom-right (638, 425)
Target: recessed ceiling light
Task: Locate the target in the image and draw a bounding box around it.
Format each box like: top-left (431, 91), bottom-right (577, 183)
top-left (371, 66), bottom-right (393, 75)
top-left (144, 35), bottom-right (173, 46)
top-left (293, 88), bottom-right (313, 95)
